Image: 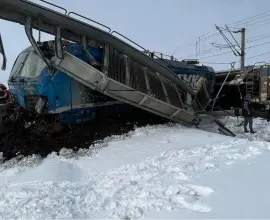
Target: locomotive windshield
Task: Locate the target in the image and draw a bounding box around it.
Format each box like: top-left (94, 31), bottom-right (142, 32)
top-left (9, 51), bottom-right (46, 80)
top-left (20, 51), bottom-right (46, 78)
top-left (9, 52), bottom-right (28, 79)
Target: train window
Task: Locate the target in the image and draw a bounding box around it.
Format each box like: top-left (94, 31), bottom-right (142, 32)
top-left (20, 51), bottom-right (47, 78)
top-left (9, 52), bottom-right (29, 79)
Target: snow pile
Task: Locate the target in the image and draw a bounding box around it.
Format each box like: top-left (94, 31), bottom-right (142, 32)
top-left (201, 116), bottom-right (270, 142)
top-left (0, 154), bottom-right (42, 175)
top-left (228, 116), bottom-right (270, 142)
top-left (0, 119), bottom-right (270, 219)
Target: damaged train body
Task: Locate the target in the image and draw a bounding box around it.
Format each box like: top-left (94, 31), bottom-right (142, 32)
top-left (3, 40), bottom-right (215, 125)
top-left (0, 0), bottom-right (236, 139)
top-left (7, 40), bottom-right (127, 124)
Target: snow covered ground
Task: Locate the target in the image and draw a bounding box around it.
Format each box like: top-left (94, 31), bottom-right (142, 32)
top-left (1, 116), bottom-right (270, 219)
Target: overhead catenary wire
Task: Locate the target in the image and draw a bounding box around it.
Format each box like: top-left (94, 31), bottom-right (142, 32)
top-left (199, 50), bottom-right (232, 60)
top-left (201, 50), bottom-right (270, 65)
top-left (246, 32), bottom-right (270, 42)
top-left (231, 10), bottom-right (270, 26)
top-left (167, 9), bottom-right (270, 70)
top-left (185, 31), bottom-right (270, 58)
top-left (187, 39), bottom-right (270, 60)
top-left (244, 50), bottom-right (270, 61)
top-left (170, 9), bottom-right (270, 56)
top-left (230, 18), bottom-right (270, 30)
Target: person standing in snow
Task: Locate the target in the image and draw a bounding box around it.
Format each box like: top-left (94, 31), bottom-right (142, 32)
top-left (242, 93), bottom-right (255, 133)
top-left (267, 97), bottom-right (270, 122)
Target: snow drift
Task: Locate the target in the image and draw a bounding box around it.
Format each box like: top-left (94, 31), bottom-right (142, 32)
top-left (0, 117), bottom-right (270, 219)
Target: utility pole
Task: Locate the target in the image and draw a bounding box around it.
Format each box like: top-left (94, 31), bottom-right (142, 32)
top-left (215, 25), bottom-right (246, 70)
top-left (198, 37), bottom-right (201, 54)
top-left (240, 28), bottom-right (246, 70)
top-left (196, 41), bottom-right (198, 57)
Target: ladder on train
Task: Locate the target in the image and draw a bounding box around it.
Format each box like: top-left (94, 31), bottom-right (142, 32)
top-left (245, 69), bottom-right (255, 95)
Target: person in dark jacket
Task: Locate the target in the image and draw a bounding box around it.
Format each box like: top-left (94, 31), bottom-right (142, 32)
top-left (267, 97), bottom-right (270, 122)
top-left (242, 93), bottom-right (255, 133)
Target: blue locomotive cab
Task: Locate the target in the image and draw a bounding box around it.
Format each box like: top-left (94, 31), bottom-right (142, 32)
top-left (7, 40), bottom-right (120, 124)
top-left (8, 48), bottom-right (46, 110)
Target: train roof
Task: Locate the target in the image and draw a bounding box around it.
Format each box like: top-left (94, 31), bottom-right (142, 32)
top-left (19, 44), bottom-right (216, 78)
top-left (156, 59), bottom-right (215, 73)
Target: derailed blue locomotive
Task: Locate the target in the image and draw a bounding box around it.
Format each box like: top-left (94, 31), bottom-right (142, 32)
top-left (7, 40), bottom-right (129, 124)
top-left (5, 40), bottom-right (216, 125)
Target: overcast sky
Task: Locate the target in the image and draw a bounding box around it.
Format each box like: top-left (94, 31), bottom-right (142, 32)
top-left (1, 0), bottom-right (270, 84)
